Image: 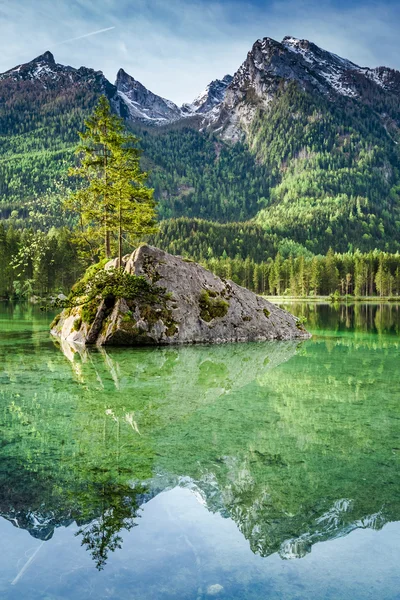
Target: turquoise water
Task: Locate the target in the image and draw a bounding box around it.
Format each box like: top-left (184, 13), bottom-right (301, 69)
top-left (0, 302), bottom-right (399, 599)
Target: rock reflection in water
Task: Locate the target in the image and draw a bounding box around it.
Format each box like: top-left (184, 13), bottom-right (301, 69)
top-left (1, 309), bottom-right (399, 572)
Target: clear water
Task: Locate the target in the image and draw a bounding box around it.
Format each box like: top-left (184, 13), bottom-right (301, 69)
top-left (0, 302), bottom-right (399, 600)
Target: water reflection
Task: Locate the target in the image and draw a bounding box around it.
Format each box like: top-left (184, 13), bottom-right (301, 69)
top-left (278, 301), bottom-right (400, 336)
top-left (0, 303), bottom-right (399, 578)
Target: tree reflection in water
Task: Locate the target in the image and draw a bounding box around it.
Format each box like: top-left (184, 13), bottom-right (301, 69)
top-left (0, 302), bottom-right (399, 570)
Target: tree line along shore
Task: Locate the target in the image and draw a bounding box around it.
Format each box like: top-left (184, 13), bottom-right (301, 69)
top-left (1, 223), bottom-right (399, 301)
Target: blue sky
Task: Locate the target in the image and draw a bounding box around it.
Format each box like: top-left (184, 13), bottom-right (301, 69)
top-left (0, 0), bottom-right (399, 104)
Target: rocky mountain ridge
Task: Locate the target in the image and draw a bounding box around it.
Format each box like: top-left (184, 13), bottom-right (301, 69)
top-left (2, 37), bottom-right (399, 138)
top-left (0, 50), bottom-right (116, 95)
top-left (207, 36), bottom-right (400, 140)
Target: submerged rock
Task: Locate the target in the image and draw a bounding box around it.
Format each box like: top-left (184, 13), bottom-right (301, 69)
top-left (51, 245), bottom-right (310, 346)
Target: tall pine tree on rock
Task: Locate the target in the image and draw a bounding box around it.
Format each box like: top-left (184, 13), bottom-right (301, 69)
top-left (66, 96), bottom-right (157, 262)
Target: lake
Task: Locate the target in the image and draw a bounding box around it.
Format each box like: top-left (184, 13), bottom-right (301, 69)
top-left (0, 302), bottom-right (399, 600)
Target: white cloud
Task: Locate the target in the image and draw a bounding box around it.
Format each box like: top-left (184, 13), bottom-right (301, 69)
top-left (0, 0), bottom-right (399, 104)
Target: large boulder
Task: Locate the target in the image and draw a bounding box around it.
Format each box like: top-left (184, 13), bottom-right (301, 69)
top-left (51, 245), bottom-right (310, 346)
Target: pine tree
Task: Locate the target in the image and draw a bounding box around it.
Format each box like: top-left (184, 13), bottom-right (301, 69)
top-left (273, 253), bottom-right (282, 295)
top-left (66, 96), bottom-right (157, 261)
top-left (354, 255), bottom-right (368, 296)
top-left (310, 256), bottom-right (320, 296)
top-left (67, 96), bottom-right (123, 258)
top-left (289, 256), bottom-right (297, 296)
top-left (110, 131), bottom-right (157, 265)
top-left (323, 248), bottom-right (339, 294)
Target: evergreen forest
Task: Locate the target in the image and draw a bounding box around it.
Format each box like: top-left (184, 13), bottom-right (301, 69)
top-left (1, 68), bottom-right (400, 299)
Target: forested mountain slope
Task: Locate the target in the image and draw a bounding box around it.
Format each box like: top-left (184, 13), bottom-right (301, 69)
top-left (0, 37), bottom-right (400, 256)
top-left (0, 51), bottom-right (125, 219)
top-left (249, 84), bottom-right (400, 252)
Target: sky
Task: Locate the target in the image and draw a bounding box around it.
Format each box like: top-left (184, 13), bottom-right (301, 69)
top-left (0, 0), bottom-right (399, 105)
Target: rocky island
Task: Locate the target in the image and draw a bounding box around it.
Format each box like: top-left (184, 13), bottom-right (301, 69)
top-left (51, 245), bottom-right (310, 346)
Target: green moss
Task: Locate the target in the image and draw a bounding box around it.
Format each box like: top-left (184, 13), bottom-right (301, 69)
top-left (72, 317), bottom-right (82, 332)
top-left (263, 308), bottom-right (271, 318)
top-left (165, 323), bottom-right (178, 337)
top-left (296, 316), bottom-right (307, 331)
top-left (59, 260), bottom-right (179, 343)
top-left (242, 316), bottom-right (252, 322)
top-left (50, 313), bottom-right (61, 329)
top-left (71, 259), bottom-right (108, 294)
top-left (119, 324), bottom-right (153, 344)
top-left (101, 317), bottom-right (112, 336)
top-left (140, 304), bottom-right (160, 325)
top-left (121, 310), bottom-right (134, 323)
top-left (81, 300), bottom-right (98, 326)
top-left (199, 290), bottom-right (229, 322)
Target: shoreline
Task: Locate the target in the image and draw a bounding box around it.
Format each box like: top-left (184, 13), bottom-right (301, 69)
top-left (263, 296), bottom-right (400, 304)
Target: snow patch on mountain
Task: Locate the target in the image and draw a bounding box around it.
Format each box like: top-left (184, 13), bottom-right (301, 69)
top-left (2, 37), bottom-right (400, 137)
top-left (205, 35), bottom-right (400, 141)
top-left (183, 75), bottom-right (233, 115)
top-left (116, 68), bottom-right (183, 124)
top-left (0, 50), bottom-right (116, 98)
top-left (116, 68), bottom-right (233, 125)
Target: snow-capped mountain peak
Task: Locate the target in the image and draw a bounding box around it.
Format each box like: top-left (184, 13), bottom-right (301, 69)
top-left (2, 35), bottom-right (399, 138)
top-left (184, 74), bottom-right (233, 114)
top-left (282, 36), bottom-right (358, 70)
top-left (115, 68), bottom-right (233, 124)
top-left (0, 50), bottom-right (58, 83)
top-left (0, 50), bottom-right (114, 94)
top-left (115, 68), bottom-right (183, 124)
top-left (204, 34), bottom-right (400, 141)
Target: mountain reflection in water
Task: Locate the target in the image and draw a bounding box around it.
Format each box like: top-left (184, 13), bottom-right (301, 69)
top-left (0, 302), bottom-right (399, 584)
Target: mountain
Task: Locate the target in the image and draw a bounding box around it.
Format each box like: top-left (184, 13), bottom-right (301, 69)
top-left (115, 68), bottom-right (233, 124)
top-left (208, 36), bottom-right (400, 140)
top-left (0, 52), bottom-right (263, 228)
top-left (182, 74), bottom-right (233, 115)
top-left (0, 50), bottom-right (114, 93)
top-left (202, 36), bottom-right (400, 251)
top-left (0, 50), bottom-right (123, 114)
top-left (116, 68), bottom-right (183, 124)
top-left (0, 37), bottom-right (400, 256)
top-left (0, 51), bottom-right (125, 219)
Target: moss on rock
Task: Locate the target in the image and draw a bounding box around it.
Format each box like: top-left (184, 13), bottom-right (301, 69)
top-left (199, 290), bottom-right (229, 322)
top-left (82, 300), bottom-right (99, 326)
top-left (72, 317), bottom-right (82, 332)
top-left (50, 313), bottom-right (61, 329)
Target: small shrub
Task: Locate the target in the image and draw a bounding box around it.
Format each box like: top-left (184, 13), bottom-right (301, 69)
top-left (140, 304), bottom-right (159, 325)
top-left (329, 290), bottom-right (343, 302)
